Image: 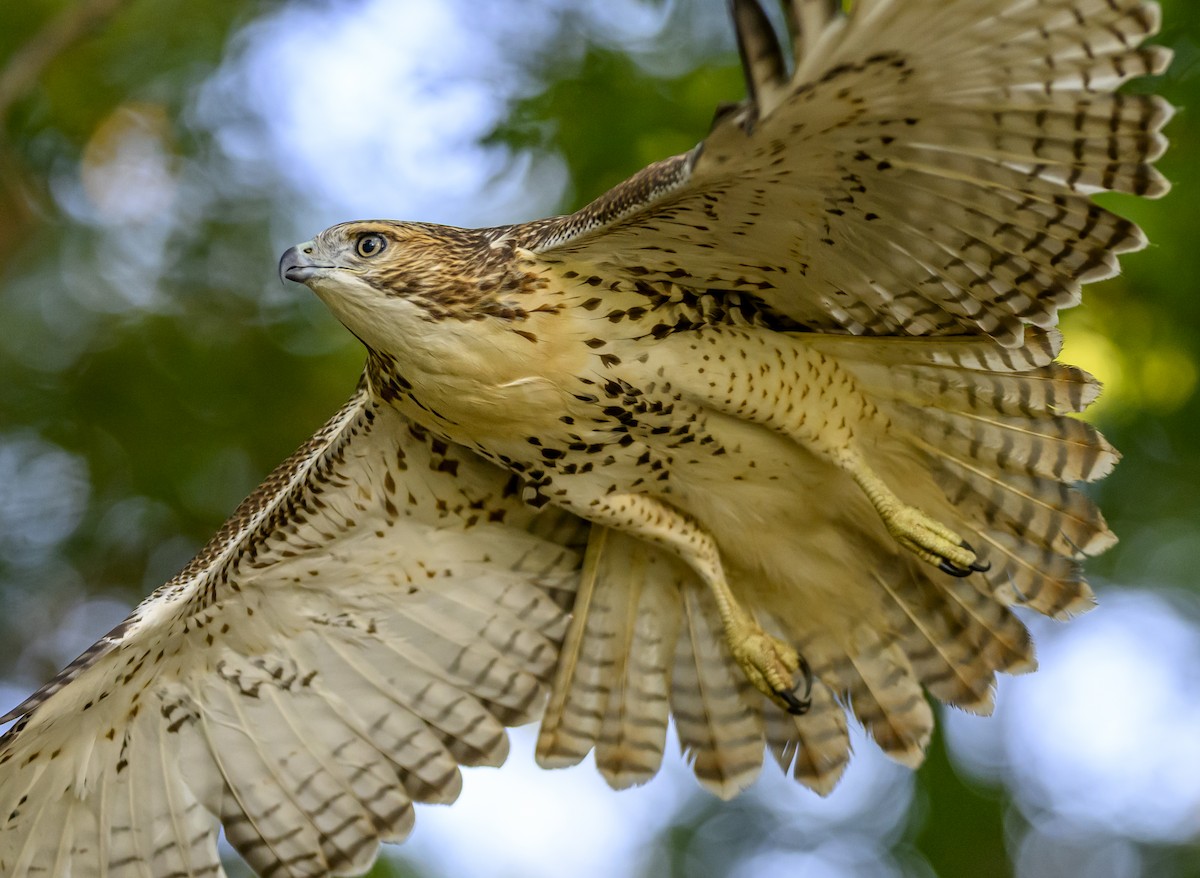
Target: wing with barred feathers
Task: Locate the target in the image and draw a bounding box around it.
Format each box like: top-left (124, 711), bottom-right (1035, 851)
top-left (523, 0), bottom-right (1172, 347)
top-left (0, 377), bottom-right (586, 878)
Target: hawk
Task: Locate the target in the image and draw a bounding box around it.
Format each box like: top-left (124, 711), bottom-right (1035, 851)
top-left (0, 0), bottom-right (1171, 875)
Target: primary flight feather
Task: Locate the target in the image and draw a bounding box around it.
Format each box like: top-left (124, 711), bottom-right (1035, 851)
top-left (0, 0), bottom-right (1171, 874)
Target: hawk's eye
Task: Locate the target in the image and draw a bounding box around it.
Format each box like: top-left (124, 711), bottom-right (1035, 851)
top-left (355, 233), bottom-right (387, 258)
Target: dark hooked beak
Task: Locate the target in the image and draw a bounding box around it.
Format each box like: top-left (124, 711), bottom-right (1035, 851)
top-left (278, 244), bottom-right (327, 284)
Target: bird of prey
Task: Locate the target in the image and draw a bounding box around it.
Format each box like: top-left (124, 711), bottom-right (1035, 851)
top-left (0, 0), bottom-right (1171, 875)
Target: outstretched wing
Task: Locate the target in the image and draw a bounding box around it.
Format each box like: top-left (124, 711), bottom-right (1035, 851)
top-left (524, 0), bottom-right (1172, 346)
top-left (0, 377), bottom-right (586, 878)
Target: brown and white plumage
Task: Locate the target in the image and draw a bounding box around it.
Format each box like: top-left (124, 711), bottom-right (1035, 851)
top-left (530, 0), bottom-right (1170, 347)
top-left (1, 0), bottom-right (1171, 874)
top-left (0, 383), bottom-right (585, 876)
top-left (522, 0), bottom-right (1167, 795)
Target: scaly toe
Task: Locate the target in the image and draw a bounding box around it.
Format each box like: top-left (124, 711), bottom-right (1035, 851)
top-left (890, 509), bottom-right (985, 576)
top-left (730, 628), bottom-right (812, 715)
top-left (934, 539), bottom-right (989, 577)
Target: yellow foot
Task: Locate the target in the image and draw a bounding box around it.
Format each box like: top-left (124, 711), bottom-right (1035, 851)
top-left (844, 453), bottom-right (991, 578)
top-left (728, 625), bottom-right (814, 715)
top-left (885, 505), bottom-right (991, 578)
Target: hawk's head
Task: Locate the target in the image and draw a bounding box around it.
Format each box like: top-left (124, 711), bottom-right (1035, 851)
top-left (280, 221), bottom-right (525, 349)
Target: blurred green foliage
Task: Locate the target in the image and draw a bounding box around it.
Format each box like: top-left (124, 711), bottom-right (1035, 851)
top-left (0, 1), bottom-right (1197, 876)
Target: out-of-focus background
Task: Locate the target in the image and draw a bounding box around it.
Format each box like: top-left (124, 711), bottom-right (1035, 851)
top-left (0, 1), bottom-right (1196, 875)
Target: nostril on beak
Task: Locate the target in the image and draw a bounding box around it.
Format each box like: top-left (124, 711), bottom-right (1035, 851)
top-left (279, 244), bottom-right (324, 284)
top-left (279, 246), bottom-right (307, 284)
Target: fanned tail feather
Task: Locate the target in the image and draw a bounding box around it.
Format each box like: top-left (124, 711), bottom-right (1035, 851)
top-left (816, 328), bottom-right (1113, 620)
top-left (762, 683), bottom-right (849, 796)
top-left (838, 632), bottom-right (933, 767)
top-left (673, 585), bottom-right (765, 799)
top-left (980, 531), bottom-right (1097, 619)
top-left (873, 570), bottom-right (1000, 714)
top-left (933, 455), bottom-right (1114, 558)
top-left (536, 527), bottom-right (683, 788)
top-left (539, 530), bottom-right (863, 798)
top-left (594, 547), bottom-right (683, 789)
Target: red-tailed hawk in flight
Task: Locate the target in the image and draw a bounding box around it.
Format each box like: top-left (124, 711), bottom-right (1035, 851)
top-left (0, 1), bottom-right (1171, 875)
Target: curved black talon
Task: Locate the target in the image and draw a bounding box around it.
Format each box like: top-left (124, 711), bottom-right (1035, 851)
top-left (956, 540), bottom-right (991, 574)
top-left (780, 653), bottom-right (815, 716)
top-left (938, 558), bottom-right (973, 578)
top-left (780, 688), bottom-right (810, 715)
top-left (798, 652), bottom-right (814, 697)
top-left (936, 541), bottom-right (990, 577)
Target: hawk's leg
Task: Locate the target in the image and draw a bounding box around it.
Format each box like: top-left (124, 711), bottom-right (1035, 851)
top-left (581, 491), bottom-right (811, 714)
top-left (667, 328), bottom-right (988, 577)
top-left (836, 450), bottom-right (988, 578)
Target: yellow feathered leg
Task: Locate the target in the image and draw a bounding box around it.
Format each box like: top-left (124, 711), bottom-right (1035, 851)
top-left (578, 491), bottom-right (812, 714)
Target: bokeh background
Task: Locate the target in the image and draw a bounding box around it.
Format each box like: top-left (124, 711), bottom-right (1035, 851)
top-left (0, 1), bottom-right (1197, 876)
